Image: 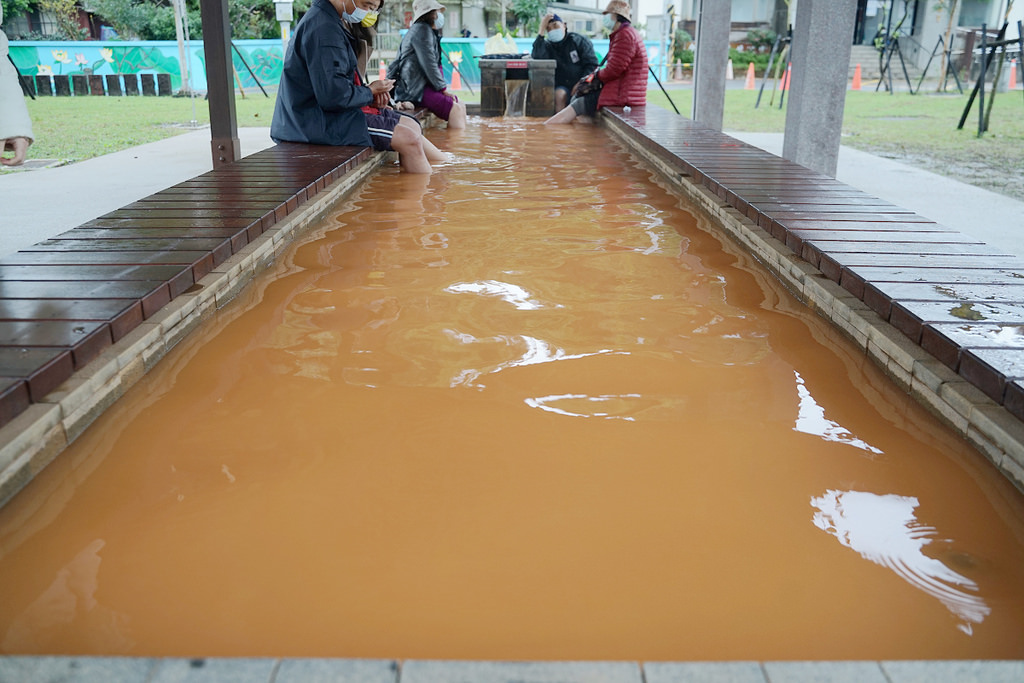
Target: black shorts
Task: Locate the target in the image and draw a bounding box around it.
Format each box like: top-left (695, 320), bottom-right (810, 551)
top-left (364, 108), bottom-right (409, 152)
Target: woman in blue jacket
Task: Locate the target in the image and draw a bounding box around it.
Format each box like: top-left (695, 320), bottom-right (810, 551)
top-left (272, 0), bottom-right (438, 172)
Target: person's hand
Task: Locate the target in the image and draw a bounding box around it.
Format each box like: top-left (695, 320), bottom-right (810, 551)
top-left (1, 137), bottom-right (30, 167)
top-left (539, 13), bottom-right (552, 35)
top-left (369, 78), bottom-right (394, 96)
top-left (373, 90), bottom-right (390, 108)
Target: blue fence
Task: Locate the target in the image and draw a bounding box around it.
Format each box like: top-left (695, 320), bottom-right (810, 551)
top-left (9, 37), bottom-right (670, 92)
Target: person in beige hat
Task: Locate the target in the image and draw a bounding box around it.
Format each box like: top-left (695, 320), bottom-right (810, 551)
top-left (392, 0), bottom-right (467, 128)
top-left (545, 0), bottom-right (647, 124)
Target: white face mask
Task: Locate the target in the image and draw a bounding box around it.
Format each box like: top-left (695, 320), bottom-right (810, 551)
top-left (433, 12), bottom-right (445, 30)
top-left (547, 28), bottom-right (565, 43)
top-left (602, 13), bottom-right (616, 31)
top-left (344, 4), bottom-right (369, 23)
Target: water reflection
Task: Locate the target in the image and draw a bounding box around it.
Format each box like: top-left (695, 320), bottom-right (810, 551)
top-left (524, 393), bottom-right (690, 421)
top-left (811, 489), bottom-right (990, 634)
top-left (444, 331), bottom-right (624, 388)
top-left (445, 280), bottom-right (554, 311)
top-left (3, 539), bottom-right (135, 653)
top-left (793, 371), bottom-right (882, 456)
top-left (525, 393), bottom-right (642, 421)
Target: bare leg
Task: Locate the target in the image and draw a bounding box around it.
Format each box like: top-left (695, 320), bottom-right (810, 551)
top-left (545, 103), bottom-right (579, 125)
top-left (554, 86), bottom-right (570, 112)
top-left (391, 118), bottom-right (432, 174)
top-left (421, 135), bottom-right (447, 163)
top-left (446, 100), bottom-right (467, 129)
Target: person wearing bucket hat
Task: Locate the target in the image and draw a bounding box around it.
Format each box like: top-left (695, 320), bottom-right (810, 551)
top-left (545, 0), bottom-right (647, 125)
top-left (272, 0), bottom-right (439, 172)
top-left (531, 12), bottom-right (598, 111)
top-left (391, 0), bottom-right (467, 128)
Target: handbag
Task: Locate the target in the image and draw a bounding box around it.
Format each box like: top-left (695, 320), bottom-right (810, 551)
top-left (385, 40), bottom-right (408, 84)
top-left (572, 71), bottom-right (603, 97)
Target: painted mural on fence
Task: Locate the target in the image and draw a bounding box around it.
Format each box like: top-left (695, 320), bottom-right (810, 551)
top-left (8, 38), bottom-right (638, 92)
top-left (7, 40), bottom-right (287, 92)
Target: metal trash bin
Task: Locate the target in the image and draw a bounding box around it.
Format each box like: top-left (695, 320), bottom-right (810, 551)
top-left (479, 58), bottom-right (556, 117)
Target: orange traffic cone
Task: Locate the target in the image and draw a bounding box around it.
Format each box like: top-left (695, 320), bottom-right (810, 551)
top-left (379, 60), bottom-right (386, 81)
top-left (744, 62), bottom-right (755, 89)
top-left (852, 63), bottom-right (862, 90)
top-left (451, 65), bottom-right (461, 91)
top-left (781, 62), bottom-right (791, 91)
top-left (1010, 59), bottom-right (1018, 90)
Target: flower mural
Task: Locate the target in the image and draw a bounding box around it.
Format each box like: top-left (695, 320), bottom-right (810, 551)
top-left (36, 64), bottom-right (53, 76)
top-left (51, 49), bottom-right (71, 75)
top-left (100, 48), bottom-right (114, 63)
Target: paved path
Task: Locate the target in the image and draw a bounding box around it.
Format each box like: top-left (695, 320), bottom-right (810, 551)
top-left (2, 656), bottom-right (1023, 683)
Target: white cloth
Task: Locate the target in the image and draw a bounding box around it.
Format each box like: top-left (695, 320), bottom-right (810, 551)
top-left (1, 5), bottom-right (35, 146)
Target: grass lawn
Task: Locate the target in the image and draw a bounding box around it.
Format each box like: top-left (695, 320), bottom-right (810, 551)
top-left (21, 94), bottom-right (275, 161)
top-left (16, 87), bottom-right (1024, 199)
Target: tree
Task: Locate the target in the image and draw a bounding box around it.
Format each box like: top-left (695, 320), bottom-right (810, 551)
top-left (935, 0), bottom-right (961, 92)
top-left (90, 0), bottom-right (309, 40)
top-left (509, 0), bottom-right (545, 36)
top-left (38, 0), bottom-right (84, 38)
top-left (1, 0), bottom-right (38, 23)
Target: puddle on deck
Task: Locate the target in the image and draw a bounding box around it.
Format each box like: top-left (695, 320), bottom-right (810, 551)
top-left (1, 120), bottom-right (1023, 661)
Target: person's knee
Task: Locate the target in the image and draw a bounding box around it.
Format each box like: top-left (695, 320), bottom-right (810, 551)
top-left (448, 101), bottom-right (467, 127)
top-left (391, 123), bottom-right (423, 153)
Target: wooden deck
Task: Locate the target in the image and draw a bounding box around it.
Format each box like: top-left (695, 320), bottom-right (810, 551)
top-left (0, 144), bottom-right (372, 428)
top-left (603, 105), bottom-right (1024, 425)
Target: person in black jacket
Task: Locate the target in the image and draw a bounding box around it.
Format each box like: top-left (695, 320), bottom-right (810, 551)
top-left (392, 0), bottom-right (467, 129)
top-left (530, 13), bottom-right (598, 112)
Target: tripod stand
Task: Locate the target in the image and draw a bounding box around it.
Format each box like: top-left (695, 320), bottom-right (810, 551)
top-left (754, 32), bottom-right (791, 109)
top-left (916, 34), bottom-right (963, 94)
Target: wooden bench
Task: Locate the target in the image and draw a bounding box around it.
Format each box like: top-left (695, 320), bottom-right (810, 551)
top-left (0, 143), bottom-right (375, 428)
top-left (603, 105), bottom-right (1024, 425)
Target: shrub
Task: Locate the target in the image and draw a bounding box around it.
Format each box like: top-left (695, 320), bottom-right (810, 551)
top-left (745, 28), bottom-right (776, 51)
top-left (729, 47), bottom-right (784, 76)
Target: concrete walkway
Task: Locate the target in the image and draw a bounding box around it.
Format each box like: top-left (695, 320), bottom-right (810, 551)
top-left (2, 656), bottom-right (1023, 683)
top-left (2, 126), bottom-right (1021, 261)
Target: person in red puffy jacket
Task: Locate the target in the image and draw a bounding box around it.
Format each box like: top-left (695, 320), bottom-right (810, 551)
top-left (545, 0), bottom-right (647, 125)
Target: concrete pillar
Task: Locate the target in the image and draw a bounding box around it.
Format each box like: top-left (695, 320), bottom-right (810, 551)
top-left (781, 0), bottom-right (856, 178)
top-left (692, 0), bottom-right (732, 129)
